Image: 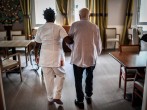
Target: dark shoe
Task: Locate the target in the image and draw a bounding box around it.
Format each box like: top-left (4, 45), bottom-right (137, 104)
top-left (53, 99), bottom-right (63, 105)
top-left (48, 100), bottom-right (54, 105)
top-left (75, 99), bottom-right (84, 109)
top-left (85, 96), bottom-right (92, 104)
top-left (58, 106), bottom-right (64, 110)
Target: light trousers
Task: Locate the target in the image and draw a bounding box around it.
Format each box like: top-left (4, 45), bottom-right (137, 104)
top-left (42, 67), bottom-right (65, 101)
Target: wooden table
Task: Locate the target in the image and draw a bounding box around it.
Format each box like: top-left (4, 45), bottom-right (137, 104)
top-left (109, 51), bottom-right (147, 101)
top-left (109, 51), bottom-right (147, 69)
top-left (0, 40), bottom-right (32, 66)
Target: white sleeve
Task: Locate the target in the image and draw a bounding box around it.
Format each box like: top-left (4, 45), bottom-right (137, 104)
top-left (35, 28), bottom-right (42, 43)
top-left (95, 27), bottom-right (102, 55)
top-left (60, 27), bottom-right (68, 39)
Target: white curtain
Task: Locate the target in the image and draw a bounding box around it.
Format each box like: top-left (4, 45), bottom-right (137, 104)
top-left (55, 0), bottom-right (74, 25)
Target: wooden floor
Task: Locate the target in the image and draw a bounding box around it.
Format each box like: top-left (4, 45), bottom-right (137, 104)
top-left (2, 51), bottom-right (140, 110)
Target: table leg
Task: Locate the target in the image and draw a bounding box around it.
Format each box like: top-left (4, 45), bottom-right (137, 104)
top-left (12, 47), bottom-right (16, 60)
top-left (25, 47), bottom-right (28, 66)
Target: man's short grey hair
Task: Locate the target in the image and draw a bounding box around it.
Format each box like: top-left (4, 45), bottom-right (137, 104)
top-left (79, 8), bottom-right (90, 19)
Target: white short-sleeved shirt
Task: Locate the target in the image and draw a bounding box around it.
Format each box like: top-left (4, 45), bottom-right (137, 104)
top-left (35, 22), bottom-right (68, 67)
top-left (69, 20), bottom-right (102, 67)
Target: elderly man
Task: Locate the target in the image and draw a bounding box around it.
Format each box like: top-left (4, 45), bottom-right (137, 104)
top-left (65, 8), bottom-right (102, 109)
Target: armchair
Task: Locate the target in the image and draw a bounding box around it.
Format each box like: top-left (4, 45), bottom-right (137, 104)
top-left (105, 28), bottom-right (120, 49)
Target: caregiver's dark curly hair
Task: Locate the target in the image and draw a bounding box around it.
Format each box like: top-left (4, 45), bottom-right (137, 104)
top-left (43, 7), bottom-right (55, 22)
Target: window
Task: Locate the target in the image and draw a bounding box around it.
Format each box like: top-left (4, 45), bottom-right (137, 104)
top-left (32, 0), bottom-right (86, 27)
top-left (138, 0), bottom-right (147, 31)
top-left (34, 0), bottom-right (56, 25)
top-left (74, 0), bottom-right (86, 21)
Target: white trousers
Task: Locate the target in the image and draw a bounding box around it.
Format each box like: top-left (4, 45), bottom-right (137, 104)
top-left (42, 67), bottom-right (65, 101)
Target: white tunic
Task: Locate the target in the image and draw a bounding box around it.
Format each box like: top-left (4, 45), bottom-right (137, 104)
top-left (69, 20), bottom-right (102, 67)
top-left (35, 23), bottom-right (68, 67)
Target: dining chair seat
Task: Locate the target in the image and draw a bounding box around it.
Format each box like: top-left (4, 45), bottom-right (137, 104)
top-left (107, 38), bottom-right (119, 42)
top-left (2, 59), bottom-right (18, 69)
top-left (0, 53), bottom-right (22, 81)
top-left (121, 67), bottom-right (138, 74)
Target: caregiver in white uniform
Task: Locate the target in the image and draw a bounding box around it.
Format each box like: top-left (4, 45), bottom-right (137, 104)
top-left (34, 7), bottom-right (68, 105)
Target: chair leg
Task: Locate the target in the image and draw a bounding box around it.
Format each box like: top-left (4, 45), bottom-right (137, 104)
top-left (114, 42), bottom-right (116, 49)
top-left (41, 69), bottom-right (43, 77)
top-left (25, 48), bottom-right (28, 66)
top-left (124, 78), bottom-right (127, 99)
top-left (119, 67), bottom-right (122, 88)
top-left (19, 66), bottom-right (23, 82)
top-left (29, 50), bottom-right (33, 65)
top-left (132, 89), bottom-right (135, 106)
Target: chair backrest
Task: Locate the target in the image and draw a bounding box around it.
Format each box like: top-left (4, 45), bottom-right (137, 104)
top-left (128, 28), bottom-right (133, 40)
top-left (120, 45), bottom-right (140, 53)
top-left (10, 30), bottom-right (22, 40)
top-left (105, 28), bottom-right (117, 38)
top-left (137, 27), bottom-right (143, 38)
top-left (31, 29), bottom-right (37, 39)
top-left (132, 28), bottom-right (139, 45)
top-left (10, 30), bottom-right (22, 36)
top-left (12, 35), bottom-right (26, 40)
top-left (0, 31), bottom-right (7, 40)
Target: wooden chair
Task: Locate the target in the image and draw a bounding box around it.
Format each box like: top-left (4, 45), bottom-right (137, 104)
top-left (0, 31), bottom-right (7, 40)
top-left (10, 30), bottom-right (22, 40)
top-left (105, 28), bottom-right (120, 49)
top-left (127, 28), bottom-right (140, 45)
top-left (12, 35), bottom-right (29, 66)
top-left (0, 31), bottom-right (7, 57)
top-left (128, 28), bottom-right (133, 44)
top-left (119, 45), bottom-right (140, 99)
top-left (132, 71), bottom-right (145, 106)
top-left (0, 53), bottom-right (22, 81)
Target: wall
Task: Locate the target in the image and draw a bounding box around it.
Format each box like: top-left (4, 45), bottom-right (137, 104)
top-left (107, 0), bottom-right (137, 37)
top-left (0, 0), bottom-right (138, 33)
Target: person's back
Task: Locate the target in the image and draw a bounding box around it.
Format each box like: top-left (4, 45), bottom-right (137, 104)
top-left (34, 8), bottom-right (67, 105)
top-left (38, 23), bottom-right (63, 51)
top-left (67, 8), bottom-right (102, 109)
top-left (69, 18), bottom-right (101, 67)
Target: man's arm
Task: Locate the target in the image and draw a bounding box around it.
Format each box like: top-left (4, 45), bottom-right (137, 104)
top-left (63, 35), bottom-right (74, 44)
top-left (34, 42), bottom-right (41, 63)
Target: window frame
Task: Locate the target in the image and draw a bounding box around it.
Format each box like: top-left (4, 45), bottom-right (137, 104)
top-left (137, 0), bottom-right (147, 32)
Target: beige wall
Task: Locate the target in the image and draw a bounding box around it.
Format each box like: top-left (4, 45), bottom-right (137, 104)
top-left (0, 0), bottom-right (138, 33)
top-left (107, 0), bottom-right (138, 37)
